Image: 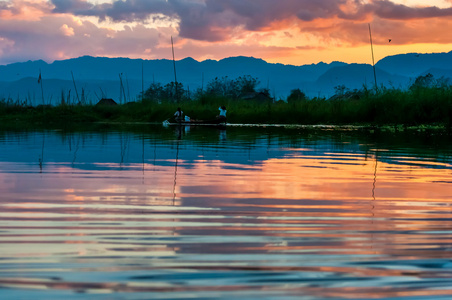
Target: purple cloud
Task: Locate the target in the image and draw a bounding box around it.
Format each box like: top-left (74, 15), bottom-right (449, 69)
top-left (371, 0), bottom-right (452, 19)
top-left (48, 0), bottom-right (452, 42)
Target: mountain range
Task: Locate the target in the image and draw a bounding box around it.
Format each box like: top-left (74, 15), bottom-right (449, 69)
top-left (0, 51), bottom-right (451, 105)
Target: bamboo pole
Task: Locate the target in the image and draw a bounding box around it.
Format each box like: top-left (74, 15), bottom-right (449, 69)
top-left (171, 36), bottom-right (177, 84)
top-left (38, 69), bottom-right (44, 105)
top-left (171, 36), bottom-right (179, 101)
top-left (368, 24), bottom-right (378, 90)
top-left (71, 71), bottom-right (81, 104)
top-left (141, 61), bottom-right (144, 101)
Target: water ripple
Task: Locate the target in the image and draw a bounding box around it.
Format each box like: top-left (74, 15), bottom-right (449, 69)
top-left (1, 128), bottom-right (451, 299)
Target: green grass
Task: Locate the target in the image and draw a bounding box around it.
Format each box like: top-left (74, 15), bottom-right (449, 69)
top-left (1, 85), bottom-right (451, 128)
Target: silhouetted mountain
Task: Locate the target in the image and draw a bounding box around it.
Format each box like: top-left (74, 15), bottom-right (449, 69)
top-left (0, 51), bottom-right (451, 104)
top-left (0, 77), bottom-right (142, 106)
top-left (422, 68), bottom-right (452, 82)
top-left (314, 64), bottom-right (409, 96)
top-left (375, 51), bottom-right (452, 77)
top-left (0, 56), bottom-right (347, 102)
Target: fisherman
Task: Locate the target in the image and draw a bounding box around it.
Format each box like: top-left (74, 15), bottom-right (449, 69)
top-left (217, 105), bottom-right (227, 121)
top-left (174, 107), bottom-right (184, 122)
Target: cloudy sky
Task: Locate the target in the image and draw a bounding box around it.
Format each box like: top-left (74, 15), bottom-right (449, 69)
top-left (0, 0), bottom-right (451, 66)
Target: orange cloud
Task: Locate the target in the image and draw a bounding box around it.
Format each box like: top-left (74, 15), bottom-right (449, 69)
top-left (0, 0), bottom-right (51, 21)
top-left (60, 24), bottom-right (75, 36)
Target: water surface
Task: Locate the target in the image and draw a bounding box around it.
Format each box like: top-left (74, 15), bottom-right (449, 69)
top-left (1, 125), bottom-right (451, 299)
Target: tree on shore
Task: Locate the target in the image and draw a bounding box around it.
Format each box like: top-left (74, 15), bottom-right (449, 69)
top-left (142, 81), bottom-right (187, 103)
top-left (204, 75), bottom-right (260, 99)
top-left (287, 89), bottom-right (306, 103)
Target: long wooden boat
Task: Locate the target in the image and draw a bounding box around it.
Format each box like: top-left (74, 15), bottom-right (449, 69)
top-left (163, 118), bottom-right (227, 126)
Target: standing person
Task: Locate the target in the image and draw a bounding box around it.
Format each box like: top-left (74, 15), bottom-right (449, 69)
top-left (217, 105), bottom-right (227, 121)
top-left (174, 107), bottom-right (184, 122)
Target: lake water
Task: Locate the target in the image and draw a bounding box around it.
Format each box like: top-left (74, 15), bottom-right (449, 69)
top-left (1, 125), bottom-right (451, 299)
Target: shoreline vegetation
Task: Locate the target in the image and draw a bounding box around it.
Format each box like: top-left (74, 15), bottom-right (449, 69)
top-left (1, 74), bottom-right (451, 131)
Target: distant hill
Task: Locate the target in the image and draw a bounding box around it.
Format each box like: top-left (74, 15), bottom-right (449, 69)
top-left (422, 68), bottom-right (452, 82)
top-left (375, 51), bottom-right (452, 77)
top-left (0, 51), bottom-right (451, 104)
top-left (0, 77), bottom-right (141, 106)
top-left (314, 64), bottom-right (410, 95)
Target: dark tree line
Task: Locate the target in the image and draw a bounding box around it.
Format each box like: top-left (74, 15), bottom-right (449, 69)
top-left (141, 75), bottom-right (266, 103)
top-left (141, 73), bottom-right (451, 104)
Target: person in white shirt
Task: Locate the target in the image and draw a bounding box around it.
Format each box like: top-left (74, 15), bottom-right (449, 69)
top-left (217, 106), bottom-right (227, 121)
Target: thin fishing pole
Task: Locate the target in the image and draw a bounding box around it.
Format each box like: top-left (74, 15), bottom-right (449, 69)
top-left (368, 24), bottom-right (378, 90)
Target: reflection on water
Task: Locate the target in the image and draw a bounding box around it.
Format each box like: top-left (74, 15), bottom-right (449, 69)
top-left (0, 126), bottom-right (451, 299)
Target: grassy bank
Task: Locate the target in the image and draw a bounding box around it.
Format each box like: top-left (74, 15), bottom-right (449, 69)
top-left (1, 85), bottom-right (451, 128)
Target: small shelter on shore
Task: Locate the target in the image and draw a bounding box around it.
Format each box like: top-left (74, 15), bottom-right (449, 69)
top-left (96, 98), bottom-right (117, 106)
top-left (239, 91), bottom-right (272, 102)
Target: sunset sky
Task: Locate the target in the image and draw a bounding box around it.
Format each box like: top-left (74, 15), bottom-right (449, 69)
top-left (0, 0), bottom-right (451, 66)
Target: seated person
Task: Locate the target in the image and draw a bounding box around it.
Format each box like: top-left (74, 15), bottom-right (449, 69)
top-left (174, 107), bottom-right (184, 122)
